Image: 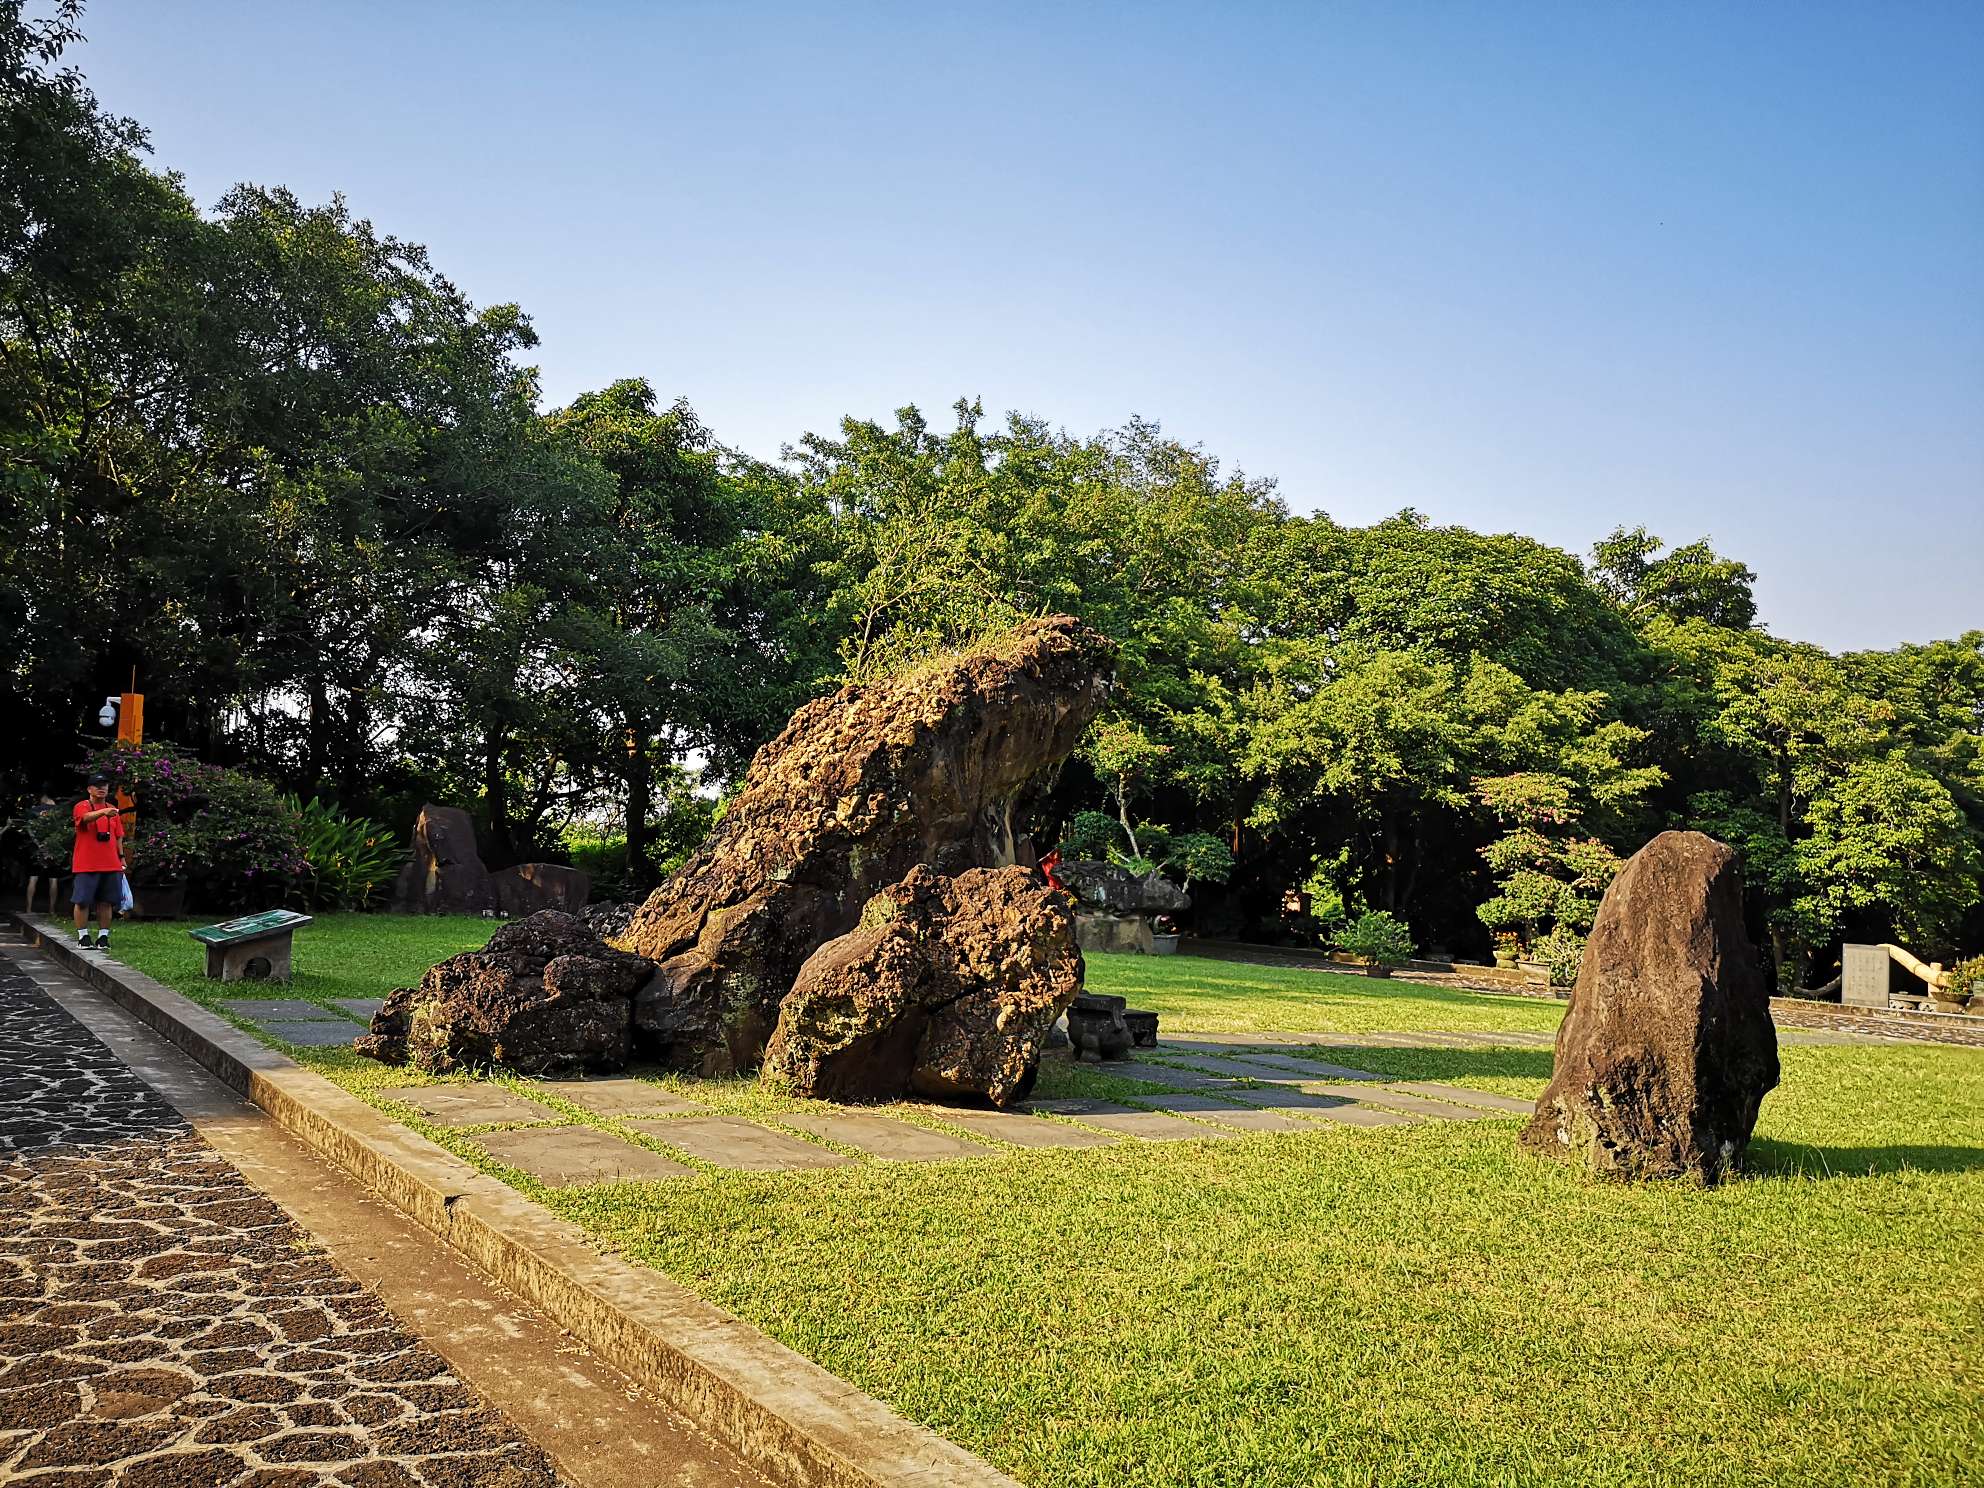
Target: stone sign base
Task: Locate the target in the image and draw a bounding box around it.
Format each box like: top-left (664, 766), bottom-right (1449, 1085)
top-left (1076, 912), bottom-right (1154, 955)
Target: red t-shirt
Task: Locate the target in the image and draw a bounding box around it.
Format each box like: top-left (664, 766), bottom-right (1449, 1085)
top-left (72, 800), bottom-right (125, 873)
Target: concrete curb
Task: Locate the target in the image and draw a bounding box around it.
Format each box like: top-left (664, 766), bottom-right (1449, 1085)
top-left (7, 911), bottom-right (1023, 1488)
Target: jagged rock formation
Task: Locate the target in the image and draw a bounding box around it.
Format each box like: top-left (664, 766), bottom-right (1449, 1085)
top-left (619, 617), bottom-right (1114, 1075)
top-left (1520, 831), bottom-right (1780, 1182)
top-left (760, 865), bottom-right (1081, 1106)
top-left (356, 911), bottom-right (652, 1076)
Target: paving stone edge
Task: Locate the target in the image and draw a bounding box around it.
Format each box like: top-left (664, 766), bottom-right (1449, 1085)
top-left (6, 911), bottom-right (1023, 1488)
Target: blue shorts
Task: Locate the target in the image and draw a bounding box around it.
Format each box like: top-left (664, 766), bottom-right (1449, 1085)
top-left (72, 871), bottom-right (125, 906)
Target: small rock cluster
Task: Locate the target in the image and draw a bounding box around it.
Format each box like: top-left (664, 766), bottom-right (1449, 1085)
top-left (360, 617), bottom-right (1115, 1107)
top-left (355, 912), bottom-right (651, 1076)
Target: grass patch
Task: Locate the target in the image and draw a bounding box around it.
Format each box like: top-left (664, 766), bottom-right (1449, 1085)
top-left (1088, 951), bottom-right (1567, 1035)
top-left (70, 914), bottom-right (1984, 1486)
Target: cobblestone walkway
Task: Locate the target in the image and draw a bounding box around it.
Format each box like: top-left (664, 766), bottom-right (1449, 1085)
top-left (0, 965), bottom-right (566, 1487)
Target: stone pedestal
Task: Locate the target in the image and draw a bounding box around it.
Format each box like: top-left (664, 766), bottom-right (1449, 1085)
top-left (204, 932), bottom-right (295, 983)
top-left (1076, 912), bottom-right (1154, 955)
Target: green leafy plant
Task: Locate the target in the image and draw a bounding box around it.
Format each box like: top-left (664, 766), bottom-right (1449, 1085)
top-left (1532, 925), bottom-right (1587, 988)
top-left (1938, 955), bottom-right (1982, 1008)
top-left (1059, 811), bottom-right (1123, 860)
top-left (285, 795), bottom-right (402, 911)
top-left (1335, 910), bottom-right (1415, 969)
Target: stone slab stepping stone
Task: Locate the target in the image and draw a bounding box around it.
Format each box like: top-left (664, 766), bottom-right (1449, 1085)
top-left (926, 1109), bottom-right (1121, 1150)
top-left (384, 1085), bottom-right (558, 1126)
top-left (1157, 1052), bottom-right (1327, 1081)
top-left (223, 997), bottom-right (341, 1021)
top-left (1112, 1061), bottom-right (1237, 1090)
top-left (475, 1126), bottom-right (692, 1186)
top-left (627, 1116), bottom-right (853, 1171)
top-left (779, 1111), bottom-right (995, 1161)
top-left (260, 1020), bottom-right (363, 1047)
top-left (1300, 1083), bottom-right (1492, 1120)
top-left (1157, 1033), bottom-right (1332, 1050)
top-left (1029, 1100), bottom-right (1240, 1142)
top-left (1387, 1081), bottom-right (1536, 1115)
top-left (332, 998), bottom-right (384, 1021)
top-left (535, 1077), bottom-right (706, 1118)
top-left (1233, 1052), bottom-right (1388, 1082)
top-left (1136, 1094), bottom-right (1312, 1133)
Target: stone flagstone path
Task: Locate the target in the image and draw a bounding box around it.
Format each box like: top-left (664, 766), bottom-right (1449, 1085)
top-left (0, 963), bottom-right (566, 1488)
top-left (342, 1030), bottom-right (1560, 1187)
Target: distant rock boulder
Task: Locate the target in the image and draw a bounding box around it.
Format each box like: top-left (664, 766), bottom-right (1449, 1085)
top-left (620, 616), bottom-right (1114, 1075)
top-left (390, 804), bottom-right (496, 915)
top-left (1520, 831), bottom-right (1779, 1182)
top-left (760, 865), bottom-right (1081, 1107)
top-left (355, 910), bottom-right (652, 1076)
top-left (1057, 860), bottom-right (1190, 915)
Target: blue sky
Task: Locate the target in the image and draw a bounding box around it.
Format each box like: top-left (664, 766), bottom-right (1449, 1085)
top-left (74, 1), bottom-right (1983, 651)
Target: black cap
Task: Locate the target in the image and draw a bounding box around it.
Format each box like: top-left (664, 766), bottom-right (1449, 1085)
top-left (87, 772), bottom-right (110, 786)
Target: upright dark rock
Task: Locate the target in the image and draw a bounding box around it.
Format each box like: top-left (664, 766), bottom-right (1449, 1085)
top-left (355, 911), bottom-right (653, 1076)
top-left (619, 617), bottom-right (1114, 1075)
top-left (1520, 831), bottom-right (1779, 1182)
top-left (760, 865), bottom-right (1082, 1107)
top-left (391, 804), bottom-right (496, 915)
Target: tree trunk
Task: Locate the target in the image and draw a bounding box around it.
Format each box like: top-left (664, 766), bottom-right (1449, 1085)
top-left (483, 729), bottom-right (513, 866)
top-left (624, 718), bottom-right (658, 893)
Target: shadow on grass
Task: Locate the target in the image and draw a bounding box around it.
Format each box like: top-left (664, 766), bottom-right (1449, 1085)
top-left (1301, 1046), bottom-right (1556, 1083)
top-left (1747, 1138), bottom-right (1984, 1178)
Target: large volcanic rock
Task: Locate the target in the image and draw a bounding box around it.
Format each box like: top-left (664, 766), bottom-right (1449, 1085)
top-left (355, 911), bottom-right (653, 1076)
top-left (1520, 831), bottom-right (1779, 1182)
top-left (619, 617), bottom-right (1113, 1075)
top-left (760, 865), bottom-right (1081, 1106)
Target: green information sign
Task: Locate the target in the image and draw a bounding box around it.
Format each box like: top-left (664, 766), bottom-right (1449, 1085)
top-left (189, 909), bottom-right (314, 946)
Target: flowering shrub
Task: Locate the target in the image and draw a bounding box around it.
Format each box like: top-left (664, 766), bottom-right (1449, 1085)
top-left (38, 742), bottom-right (307, 907)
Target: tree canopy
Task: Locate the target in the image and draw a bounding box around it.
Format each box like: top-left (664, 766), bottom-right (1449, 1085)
top-left (3, 5), bottom-right (1977, 980)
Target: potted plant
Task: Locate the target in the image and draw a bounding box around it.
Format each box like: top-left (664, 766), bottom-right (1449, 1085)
top-left (1492, 932), bottom-right (1520, 969)
top-left (1151, 913), bottom-right (1180, 955)
top-left (1335, 910), bottom-right (1414, 977)
top-left (1934, 956), bottom-right (1980, 1015)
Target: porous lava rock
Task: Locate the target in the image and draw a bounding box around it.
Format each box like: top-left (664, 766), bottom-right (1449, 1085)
top-left (619, 616), bottom-right (1113, 1075)
top-left (356, 911), bottom-right (653, 1075)
top-left (1520, 830), bottom-right (1779, 1182)
top-left (391, 803), bottom-right (496, 914)
top-left (760, 864), bottom-right (1081, 1106)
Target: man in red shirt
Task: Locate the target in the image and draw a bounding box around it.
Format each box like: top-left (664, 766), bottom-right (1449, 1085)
top-left (72, 772), bottom-right (126, 949)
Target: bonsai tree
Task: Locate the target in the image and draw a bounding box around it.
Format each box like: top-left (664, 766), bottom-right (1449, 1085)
top-left (1336, 910), bottom-right (1415, 974)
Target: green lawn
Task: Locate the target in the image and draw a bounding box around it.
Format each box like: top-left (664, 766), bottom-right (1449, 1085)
top-left (80, 915), bottom-right (1984, 1487)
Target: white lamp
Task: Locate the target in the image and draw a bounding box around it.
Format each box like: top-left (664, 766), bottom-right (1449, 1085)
top-left (98, 696), bottom-right (119, 729)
